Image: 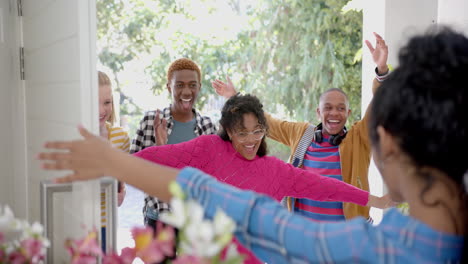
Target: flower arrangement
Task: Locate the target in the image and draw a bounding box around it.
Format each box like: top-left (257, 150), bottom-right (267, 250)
top-left (0, 205), bottom-right (49, 263)
top-left (67, 182), bottom-right (244, 264)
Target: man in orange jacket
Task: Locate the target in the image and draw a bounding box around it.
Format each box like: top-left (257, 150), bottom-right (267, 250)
top-left (212, 32), bottom-right (389, 221)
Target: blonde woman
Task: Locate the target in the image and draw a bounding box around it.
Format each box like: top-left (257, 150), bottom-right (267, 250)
top-left (98, 71), bottom-right (130, 251)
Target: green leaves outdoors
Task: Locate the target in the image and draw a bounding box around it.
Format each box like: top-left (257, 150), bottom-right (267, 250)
top-left (97, 0), bottom-right (363, 156)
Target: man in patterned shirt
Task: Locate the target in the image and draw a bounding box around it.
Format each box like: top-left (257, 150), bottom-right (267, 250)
top-left (130, 58), bottom-right (217, 231)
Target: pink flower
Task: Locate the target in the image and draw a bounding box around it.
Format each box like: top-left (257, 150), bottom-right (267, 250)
top-left (0, 232), bottom-right (5, 263)
top-left (8, 250), bottom-right (27, 264)
top-left (102, 248), bottom-right (136, 264)
top-left (131, 227), bottom-right (154, 252)
top-left (21, 238), bottom-right (45, 261)
top-left (66, 230), bottom-right (103, 264)
top-left (130, 225), bottom-right (175, 263)
top-left (4, 238), bottom-right (46, 264)
top-left (131, 227), bottom-right (164, 263)
top-left (172, 255), bottom-right (209, 264)
top-left (155, 223), bottom-right (175, 257)
top-left (71, 255), bottom-right (98, 264)
top-left (102, 252), bottom-right (122, 264)
top-left (137, 241), bottom-right (166, 263)
top-left (120, 247), bottom-right (137, 263)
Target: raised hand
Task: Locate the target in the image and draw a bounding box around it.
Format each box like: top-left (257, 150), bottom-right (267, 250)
top-left (365, 32), bottom-right (389, 75)
top-left (211, 75), bottom-right (237, 99)
top-left (38, 125), bottom-right (113, 183)
top-left (154, 109), bottom-right (168, 146)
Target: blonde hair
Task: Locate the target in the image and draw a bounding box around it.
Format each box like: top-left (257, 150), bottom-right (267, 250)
top-left (98, 71), bottom-right (116, 126)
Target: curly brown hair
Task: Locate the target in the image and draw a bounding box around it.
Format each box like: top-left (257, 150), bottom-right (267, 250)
top-left (218, 94), bottom-right (269, 157)
top-left (166, 58), bottom-right (202, 84)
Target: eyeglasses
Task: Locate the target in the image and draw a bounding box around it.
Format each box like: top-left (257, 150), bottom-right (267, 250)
top-left (233, 129), bottom-right (266, 142)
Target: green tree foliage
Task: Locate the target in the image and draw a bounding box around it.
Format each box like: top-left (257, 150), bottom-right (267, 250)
top-left (233, 0), bottom-right (363, 123)
top-left (96, 0), bottom-right (363, 158)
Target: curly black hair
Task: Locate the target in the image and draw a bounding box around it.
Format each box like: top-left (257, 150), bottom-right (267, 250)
top-left (369, 26), bottom-right (467, 260)
top-left (218, 94), bottom-right (269, 157)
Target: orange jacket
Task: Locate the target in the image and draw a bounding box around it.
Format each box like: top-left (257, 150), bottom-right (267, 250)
top-left (266, 78), bottom-right (381, 219)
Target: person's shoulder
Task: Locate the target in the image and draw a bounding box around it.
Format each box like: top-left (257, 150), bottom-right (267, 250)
top-left (195, 111), bottom-right (214, 123)
top-left (345, 119), bottom-right (365, 136)
top-left (183, 135), bottom-right (224, 153)
top-left (193, 110), bottom-right (217, 134)
top-left (140, 110), bottom-right (157, 121)
top-left (143, 106), bottom-right (171, 118)
top-left (197, 134), bottom-right (222, 143)
top-left (108, 126), bottom-right (127, 135)
top-left (199, 114), bottom-right (213, 121)
top-left (260, 154), bottom-right (285, 166)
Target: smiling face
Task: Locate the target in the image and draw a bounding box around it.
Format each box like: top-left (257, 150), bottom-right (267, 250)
top-left (98, 84), bottom-right (113, 128)
top-left (227, 113), bottom-right (265, 160)
top-left (167, 69), bottom-right (201, 114)
top-left (317, 90), bottom-right (351, 135)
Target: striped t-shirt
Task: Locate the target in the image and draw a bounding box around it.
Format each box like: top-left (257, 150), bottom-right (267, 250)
top-left (107, 124), bottom-right (130, 152)
top-left (293, 134), bottom-right (345, 222)
top-left (101, 124), bottom-right (130, 227)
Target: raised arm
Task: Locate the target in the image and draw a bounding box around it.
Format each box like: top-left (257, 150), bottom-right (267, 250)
top-left (40, 126), bottom-right (179, 202)
top-left (38, 127), bottom-right (383, 263)
top-left (133, 135), bottom-right (212, 170)
top-left (355, 32), bottom-right (390, 142)
top-left (265, 113), bottom-right (309, 147)
top-left (273, 159), bottom-right (390, 209)
top-left (211, 75), bottom-right (237, 99)
top-left (212, 77), bottom-right (308, 147)
top-left (365, 32), bottom-right (389, 75)
top-left (177, 167), bottom-right (379, 263)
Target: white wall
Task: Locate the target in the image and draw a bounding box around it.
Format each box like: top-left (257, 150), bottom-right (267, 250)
top-left (362, 0), bottom-right (468, 223)
top-left (438, 0), bottom-right (468, 33)
top-left (21, 0), bottom-right (101, 261)
top-left (362, 0), bottom-right (438, 223)
top-left (0, 0), bottom-right (101, 260)
top-left (0, 0), bottom-right (17, 210)
top-left (0, 0), bottom-right (13, 207)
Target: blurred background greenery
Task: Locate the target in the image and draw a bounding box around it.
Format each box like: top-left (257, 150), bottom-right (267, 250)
top-left (97, 0), bottom-right (363, 161)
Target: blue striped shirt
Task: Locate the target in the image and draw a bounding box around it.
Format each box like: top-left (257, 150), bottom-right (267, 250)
top-left (177, 167), bottom-right (463, 264)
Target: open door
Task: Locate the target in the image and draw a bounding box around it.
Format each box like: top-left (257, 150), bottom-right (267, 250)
top-left (18, 0), bottom-right (108, 262)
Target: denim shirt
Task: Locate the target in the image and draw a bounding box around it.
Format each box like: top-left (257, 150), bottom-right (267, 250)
top-left (177, 167), bottom-right (463, 264)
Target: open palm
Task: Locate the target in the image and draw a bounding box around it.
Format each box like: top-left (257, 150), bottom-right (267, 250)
top-left (365, 32), bottom-right (389, 73)
top-left (211, 76), bottom-right (237, 99)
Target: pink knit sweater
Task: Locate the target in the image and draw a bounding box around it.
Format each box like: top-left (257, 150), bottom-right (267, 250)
top-left (134, 134), bottom-right (369, 205)
top-left (134, 135), bottom-right (369, 264)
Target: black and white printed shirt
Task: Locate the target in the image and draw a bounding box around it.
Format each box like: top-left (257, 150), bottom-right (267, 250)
top-left (130, 106), bottom-right (217, 220)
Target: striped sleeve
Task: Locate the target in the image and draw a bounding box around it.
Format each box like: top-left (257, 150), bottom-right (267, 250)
top-left (109, 126), bottom-right (130, 153)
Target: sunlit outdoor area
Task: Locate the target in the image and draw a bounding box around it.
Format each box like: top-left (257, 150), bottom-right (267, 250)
top-left (2, 0), bottom-right (466, 262)
top-left (95, 0), bottom-right (367, 253)
top-left (96, 0), bottom-right (364, 137)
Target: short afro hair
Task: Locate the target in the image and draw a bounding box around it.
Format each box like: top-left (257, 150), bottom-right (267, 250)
top-left (167, 58), bottom-right (202, 84)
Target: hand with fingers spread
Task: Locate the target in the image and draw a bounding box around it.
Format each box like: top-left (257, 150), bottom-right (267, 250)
top-left (38, 125), bottom-right (115, 183)
top-left (211, 75), bottom-right (237, 99)
top-left (365, 32), bottom-right (389, 75)
top-left (39, 125), bottom-right (179, 201)
top-left (154, 109), bottom-right (168, 146)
